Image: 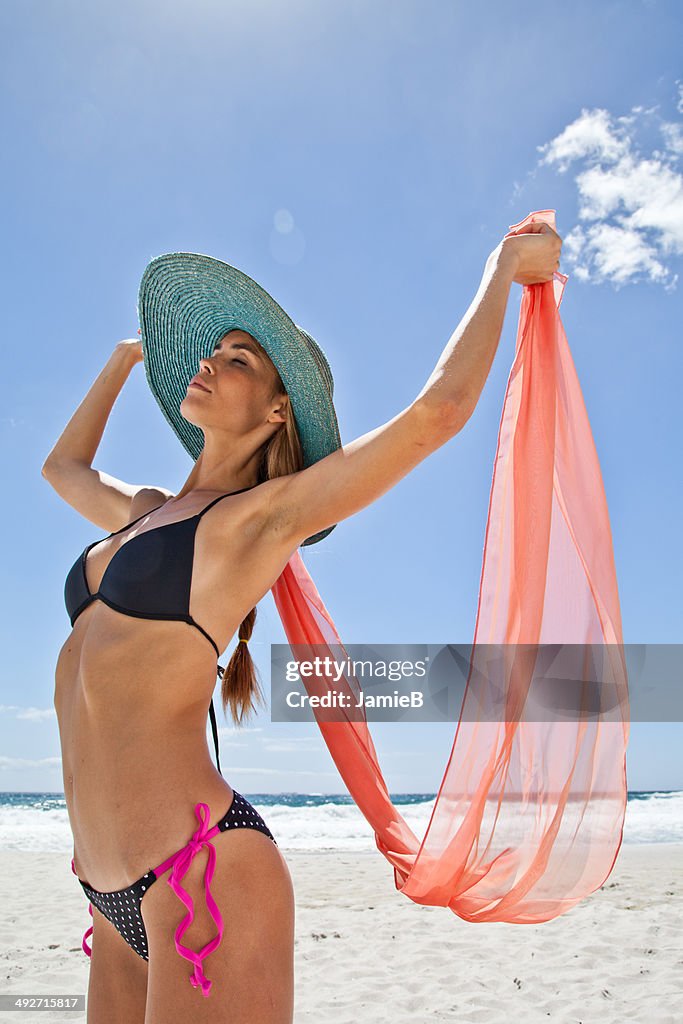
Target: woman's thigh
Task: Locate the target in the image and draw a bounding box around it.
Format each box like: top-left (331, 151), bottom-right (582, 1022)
top-left (142, 828), bottom-right (295, 1024)
top-left (86, 906), bottom-right (149, 1024)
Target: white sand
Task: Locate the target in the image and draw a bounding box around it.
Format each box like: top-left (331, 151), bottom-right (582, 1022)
top-left (0, 844), bottom-right (681, 1023)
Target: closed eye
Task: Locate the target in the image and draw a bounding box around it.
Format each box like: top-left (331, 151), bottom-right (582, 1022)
top-left (232, 358), bottom-right (247, 366)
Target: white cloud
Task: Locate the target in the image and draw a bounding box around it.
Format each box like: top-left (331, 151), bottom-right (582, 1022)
top-left (660, 120), bottom-right (683, 156)
top-left (536, 91), bottom-right (683, 289)
top-left (0, 704), bottom-right (56, 721)
top-left (0, 755), bottom-right (62, 770)
top-left (539, 108), bottom-right (629, 169)
top-left (216, 728), bottom-right (326, 754)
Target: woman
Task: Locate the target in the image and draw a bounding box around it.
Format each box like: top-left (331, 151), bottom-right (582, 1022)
top-left (43, 225), bottom-right (561, 1024)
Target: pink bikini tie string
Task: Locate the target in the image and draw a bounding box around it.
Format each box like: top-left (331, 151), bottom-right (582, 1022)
top-left (152, 802), bottom-right (225, 998)
top-left (71, 856), bottom-right (94, 957)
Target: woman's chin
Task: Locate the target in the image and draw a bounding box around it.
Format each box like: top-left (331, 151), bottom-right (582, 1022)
top-left (179, 396), bottom-right (203, 427)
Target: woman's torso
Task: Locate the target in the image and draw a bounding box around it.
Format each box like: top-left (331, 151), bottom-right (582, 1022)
top-left (55, 485), bottom-right (295, 890)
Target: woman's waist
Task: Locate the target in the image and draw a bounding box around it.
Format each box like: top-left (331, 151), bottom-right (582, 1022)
top-left (70, 759), bottom-right (235, 892)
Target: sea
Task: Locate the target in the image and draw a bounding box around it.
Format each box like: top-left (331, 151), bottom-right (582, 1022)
top-left (0, 790), bottom-right (681, 852)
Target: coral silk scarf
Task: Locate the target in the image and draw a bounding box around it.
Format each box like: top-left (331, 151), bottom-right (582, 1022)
top-left (271, 209), bottom-right (630, 924)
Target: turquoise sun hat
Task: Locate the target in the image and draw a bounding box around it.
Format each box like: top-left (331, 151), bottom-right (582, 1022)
top-left (137, 251), bottom-right (342, 546)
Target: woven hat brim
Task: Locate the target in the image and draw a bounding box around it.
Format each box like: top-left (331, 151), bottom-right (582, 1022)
top-left (137, 252), bottom-right (342, 546)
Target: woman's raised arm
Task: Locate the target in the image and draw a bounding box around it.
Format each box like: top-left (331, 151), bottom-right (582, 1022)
top-left (41, 340), bottom-right (173, 532)
top-left (267, 224), bottom-right (562, 547)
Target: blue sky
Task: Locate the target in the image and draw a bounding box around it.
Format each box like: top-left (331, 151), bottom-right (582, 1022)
top-left (1, 0), bottom-right (682, 794)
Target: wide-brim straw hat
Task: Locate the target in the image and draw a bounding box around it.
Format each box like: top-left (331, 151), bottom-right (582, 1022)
top-left (137, 251), bottom-right (342, 546)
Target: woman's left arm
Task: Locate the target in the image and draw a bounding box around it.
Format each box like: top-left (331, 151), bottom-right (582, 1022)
top-left (266, 241), bottom-right (523, 547)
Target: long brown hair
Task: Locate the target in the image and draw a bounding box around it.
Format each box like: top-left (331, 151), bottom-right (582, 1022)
top-left (219, 338), bottom-right (305, 726)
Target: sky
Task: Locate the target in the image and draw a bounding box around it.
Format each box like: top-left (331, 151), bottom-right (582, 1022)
top-left (1, 0), bottom-right (682, 794)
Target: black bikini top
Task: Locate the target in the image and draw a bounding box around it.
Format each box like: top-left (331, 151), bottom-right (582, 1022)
top-left (63, 485), bottom-right (257, 776)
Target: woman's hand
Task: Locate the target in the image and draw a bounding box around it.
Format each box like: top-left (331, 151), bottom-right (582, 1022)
top-left (114, 332), bottom-right (143, 367)
top-left (494, 220), bottom-right (563, 286)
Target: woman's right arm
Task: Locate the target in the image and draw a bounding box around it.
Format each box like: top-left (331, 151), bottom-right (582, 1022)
top-left (262, 223), bottom-right (562, 548)
top-left (41, 340), bottom-right (173, 532)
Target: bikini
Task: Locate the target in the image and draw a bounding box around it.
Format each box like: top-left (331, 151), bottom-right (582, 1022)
top-left (63, 486), bottom-right (278, 998)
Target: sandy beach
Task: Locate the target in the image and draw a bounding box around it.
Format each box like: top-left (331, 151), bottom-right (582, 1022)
top-left (0, 842), bottom-right (680, 1023)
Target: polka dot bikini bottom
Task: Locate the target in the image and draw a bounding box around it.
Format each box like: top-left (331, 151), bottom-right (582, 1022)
top-left (71, 790), bottom-right (277, 997)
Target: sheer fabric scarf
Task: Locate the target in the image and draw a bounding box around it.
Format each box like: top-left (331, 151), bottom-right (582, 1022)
top-left (270, 209), bottom-right (630, 924)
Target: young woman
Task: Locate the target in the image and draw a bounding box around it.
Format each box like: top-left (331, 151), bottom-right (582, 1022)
top-left (43, 224), bottom-right (561, 1024)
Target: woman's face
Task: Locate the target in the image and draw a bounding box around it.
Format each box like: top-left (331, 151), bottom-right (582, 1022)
top-left (180, 329), bottom-right (286, 437)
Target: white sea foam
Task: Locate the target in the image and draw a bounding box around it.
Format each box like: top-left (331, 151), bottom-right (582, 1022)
top-left (0, 791), bottom-right (680, 851)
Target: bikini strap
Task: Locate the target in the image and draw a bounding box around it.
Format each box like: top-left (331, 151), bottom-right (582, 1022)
top-left (107, 503), bottom-right (167, 538)
top-left (197, 487), bottom-right (256, 776)
top-left (197, 485), bottom-right (257, 520)
top-left (111, 488), bottom-right (255, 537)
top-left (208, 697), bottom-right (222, 777)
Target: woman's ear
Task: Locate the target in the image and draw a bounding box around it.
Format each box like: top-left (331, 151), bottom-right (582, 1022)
top-left (269, 392), bottom-right (289, 424)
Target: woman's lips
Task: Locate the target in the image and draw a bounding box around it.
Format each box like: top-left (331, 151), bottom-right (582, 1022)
top-left (189, 381), bottom-right (210, 392)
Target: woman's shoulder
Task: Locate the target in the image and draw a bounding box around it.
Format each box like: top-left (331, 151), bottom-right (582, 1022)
top-left (128, 485), bottom-right (175, 519)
